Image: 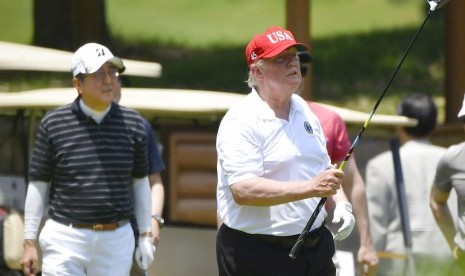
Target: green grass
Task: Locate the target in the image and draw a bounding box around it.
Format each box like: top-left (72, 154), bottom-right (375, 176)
top-left (107, 0), bottom-right (424, 47)
top-left (0, 1), bottom-right (33, 43)
top-left (312, 0), bottom-right (423, 38)
top-left (0, 0), bottom-right (445, 116)
top-left (2, 0), bottom-right (424, 46)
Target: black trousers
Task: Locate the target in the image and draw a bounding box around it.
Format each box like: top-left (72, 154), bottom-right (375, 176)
top-left (216, 224), bottom-right (335, 276)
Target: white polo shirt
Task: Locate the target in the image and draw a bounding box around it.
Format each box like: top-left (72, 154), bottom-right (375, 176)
top-left (216, 89), bottom-right (331, 236)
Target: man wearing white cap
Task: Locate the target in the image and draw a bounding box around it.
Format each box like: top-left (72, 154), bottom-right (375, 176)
top-left (216, 26), bottom-right (355, 275)
top-left (430, 94), bottom-right (465, 274)
top-left (19, 43), bottom-right (154, 276)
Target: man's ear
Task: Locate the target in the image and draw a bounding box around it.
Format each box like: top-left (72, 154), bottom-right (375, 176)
top-left (251, 64), bottom-right (264, 81)
top-left (73, 77), bottom-right (83, 96)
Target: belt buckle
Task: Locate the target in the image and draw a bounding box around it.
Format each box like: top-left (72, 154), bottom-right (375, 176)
top-left (93, 224), bottom-right (104, 231)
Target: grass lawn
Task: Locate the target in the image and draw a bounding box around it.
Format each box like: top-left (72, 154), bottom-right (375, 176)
top-left (2, 0), bottom-right (423, 46)
top-left (106, 0), bottom-right (423, 46)
top-left (0, 0), bottom-right (445, 116)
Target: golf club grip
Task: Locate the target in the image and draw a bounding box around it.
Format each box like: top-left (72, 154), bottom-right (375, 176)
top-left (289, 159), bottom-right (349, 259)
top-left (289, 197), bottom-right (327, 259)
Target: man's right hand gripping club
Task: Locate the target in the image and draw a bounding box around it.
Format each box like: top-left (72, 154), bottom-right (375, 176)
top-left (135, 236), bottom-right (156, 271)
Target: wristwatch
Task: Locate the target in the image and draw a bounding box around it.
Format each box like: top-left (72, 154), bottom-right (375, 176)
top-left (152, 214), bottom-right (165, 229)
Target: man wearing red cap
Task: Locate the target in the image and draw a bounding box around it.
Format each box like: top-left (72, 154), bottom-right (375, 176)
top-left (216, 26), bottom-right (356, 275)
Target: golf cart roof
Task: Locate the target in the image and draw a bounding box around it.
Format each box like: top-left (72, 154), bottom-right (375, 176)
top-left (0, 41), bottom-right (162, 78)
top-left (0, 88), bottom-right (417, 126)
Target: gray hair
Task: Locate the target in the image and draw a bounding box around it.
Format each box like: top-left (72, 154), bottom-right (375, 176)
top-left (246, 59), bottom-right (265, 88)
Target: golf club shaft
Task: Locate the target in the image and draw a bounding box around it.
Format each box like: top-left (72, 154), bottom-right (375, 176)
top-left (289, 10), bottom-right (433, 260)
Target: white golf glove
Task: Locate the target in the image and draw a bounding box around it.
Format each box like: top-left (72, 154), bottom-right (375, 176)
top-left (332, 201), bottom-right (355, 241)
top-left (135, 237), bottom-right (156, 270)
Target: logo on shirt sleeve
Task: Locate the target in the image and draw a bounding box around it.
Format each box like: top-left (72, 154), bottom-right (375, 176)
top-left (304, 121), bottom-right (313, 134)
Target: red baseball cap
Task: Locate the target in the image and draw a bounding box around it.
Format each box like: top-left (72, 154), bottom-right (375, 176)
top-left (245, 26), bottom-right (308, 67)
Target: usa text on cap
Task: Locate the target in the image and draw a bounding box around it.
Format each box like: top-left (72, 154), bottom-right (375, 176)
top-left (245, 26), bottom-right (308, 66)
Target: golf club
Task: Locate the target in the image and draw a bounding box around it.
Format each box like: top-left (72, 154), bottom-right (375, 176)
top-left (391, 137), bottom-right (416, 276)
top-left (289, 0), bottom-right (451, 259)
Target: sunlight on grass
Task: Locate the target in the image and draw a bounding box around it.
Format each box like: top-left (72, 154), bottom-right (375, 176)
top-left (106, 0), bottom-right (423, 47)
top-left (107, 0), bottom-right (287, 47)
top-left (312, 0), bottom-right (423, 38)
top-left (0, 1), bottom-right (33, 43)
top-left (1, 0), bottom-right (423, 47)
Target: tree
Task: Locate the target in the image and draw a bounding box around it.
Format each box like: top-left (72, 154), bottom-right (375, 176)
top-left (33, 0), bottom-right (110, 51)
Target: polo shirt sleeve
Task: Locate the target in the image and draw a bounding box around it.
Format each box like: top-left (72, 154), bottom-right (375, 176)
top-left (328, 113), bottom-right (351, 163)
top-left (132, 116), bottom-right (149, 178)
top-left (29, 117), bottom-right (54, 182)
top-left (434, 150), bottom-right (454, 193)
top-left (217, 117), bottom-right (263, 185)
top-left (143, 119), bottom-right (165, 174)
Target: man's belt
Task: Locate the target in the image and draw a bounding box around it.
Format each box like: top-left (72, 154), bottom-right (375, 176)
top-left (53, 217), bottom-right (129, 231)
top-left (253, 225), bottom-right (324, 250)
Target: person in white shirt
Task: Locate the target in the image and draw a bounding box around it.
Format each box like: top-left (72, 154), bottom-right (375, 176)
top-left (366, 92), bottom-right (454, 275)
top-left (216, 26), bottom-right (355, 276)
top-left (430, 93), bottom-right (465, 275)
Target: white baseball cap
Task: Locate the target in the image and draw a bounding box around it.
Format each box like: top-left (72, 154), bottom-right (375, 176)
top-left (71, 42), bottom-right (125, 77)
top-left (458, 94), bottom-right (465, 118)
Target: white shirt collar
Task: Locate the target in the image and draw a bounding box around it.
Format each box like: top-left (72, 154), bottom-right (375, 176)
top-left (79, 99), bottom-right (111, 123)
